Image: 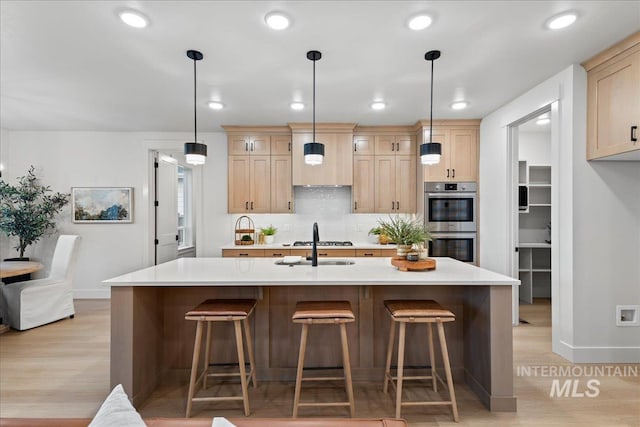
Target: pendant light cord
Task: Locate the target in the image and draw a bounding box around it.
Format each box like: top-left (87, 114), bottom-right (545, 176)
top-left (312, 58), bottom-right (316, 143)
top-left (193, 57), bottom-right (197, 144)
top-left (429, 57), bottom-right (434, 144)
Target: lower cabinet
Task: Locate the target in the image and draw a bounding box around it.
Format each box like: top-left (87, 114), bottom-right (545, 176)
top-left (222, 248), bottom-right (396, 258)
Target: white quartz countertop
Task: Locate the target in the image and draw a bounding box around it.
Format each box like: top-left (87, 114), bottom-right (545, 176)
top-left (104, 257), bottom-right (519, 287)
top-left (220, 242), bottom-right (397, 250)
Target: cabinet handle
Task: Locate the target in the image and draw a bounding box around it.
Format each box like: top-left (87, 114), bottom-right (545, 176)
top-left (396, 201), bottom-right (400, 210)
top-left (272, 253), bottom-right (282, 256)
top-left (288, 142), bottom-right (291, 152)
top-left (354, 143), bottom-right (357, 152)
top-left (250, 142), bottom-right (254, 151)
top-left (239, 253), bottom-right (249, 257)
top-left (452, 169), bottom-right (455, 178)
top-left (354, 201), bottom-right (358, 210)
top-left (391, 143), bottom-right (395, 152)
top-left (396, 142), bottom-right (400, 152)
top-left (319, 253), bottom-right (328, 257)
top-left (245, 142), bottom-right (248, 152)
top-left (632, 126), bottom-right (638, 142)
top-left (392, 201), bottom-right (395, 210)
top-left (245, 201), bottom-right (249, 210)
top-left (288, 201), bottom-right (291, 210)
top-left (363, 253), bottom-right (374, 257)
top-left (446, 168), bottom-right (450, 178)
top-left (250, 201), bottom-right (254, 210)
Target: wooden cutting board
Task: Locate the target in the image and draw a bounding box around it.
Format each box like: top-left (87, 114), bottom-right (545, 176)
top-left (391, 257), bottom-right (436, 271)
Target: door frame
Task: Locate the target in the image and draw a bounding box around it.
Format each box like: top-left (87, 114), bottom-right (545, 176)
top-left (506, 102), bottom-right (558, 326)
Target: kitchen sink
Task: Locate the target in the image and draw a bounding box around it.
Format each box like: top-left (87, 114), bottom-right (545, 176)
top-left (274, 259), bottom-right (355, 266)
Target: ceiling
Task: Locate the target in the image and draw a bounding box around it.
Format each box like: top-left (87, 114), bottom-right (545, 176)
top-left (1, 1), bottom-right (639, 132)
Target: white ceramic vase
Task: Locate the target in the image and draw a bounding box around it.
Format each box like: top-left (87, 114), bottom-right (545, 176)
top-left (264, 235), bottom-right (275, 244)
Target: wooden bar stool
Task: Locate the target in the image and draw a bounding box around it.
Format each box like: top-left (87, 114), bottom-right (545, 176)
top-left (185, 299), bottom-right (257, 417)
top-left (291, 301), bottom-right (356, 418)
top-left (383, 300), bottom-right (458, 422)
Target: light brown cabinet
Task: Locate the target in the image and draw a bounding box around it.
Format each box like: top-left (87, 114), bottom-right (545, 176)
top-left (352, 155), bottom-right (375, 213)
top-left (223, 247), bottom-right (395, 258)
top-left (583, 32), bottom-right (640, 160)
top-left (353, 135), bottom-right (375, 155)
top-left (225, 127), bottom-right (293, 213)
top-left (292, 131), bottom-right (354, 186)
top-left (374, 155), bottom-right (417, 213)
top-left (228, 155), bottom-right (271, 213)
top-left (374, 135), bottom-right (416, 155)
top-left (222, 249), bottom-right (265, 257)
top-left (423, 127), bottom-right (478, 182)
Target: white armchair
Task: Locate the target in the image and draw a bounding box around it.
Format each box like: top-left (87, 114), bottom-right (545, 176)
top-left (1, 235), bottom-right (81, 331)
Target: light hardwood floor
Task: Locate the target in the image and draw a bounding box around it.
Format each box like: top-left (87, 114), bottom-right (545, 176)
top-left (1, 299), bottom-right (638, 426)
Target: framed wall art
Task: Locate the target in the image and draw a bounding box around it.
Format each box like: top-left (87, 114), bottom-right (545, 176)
top-left (71, 187), bottom-right (133, 223)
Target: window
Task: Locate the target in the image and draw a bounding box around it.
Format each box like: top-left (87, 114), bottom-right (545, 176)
top-left (177, 166), bottom-right (194, 249)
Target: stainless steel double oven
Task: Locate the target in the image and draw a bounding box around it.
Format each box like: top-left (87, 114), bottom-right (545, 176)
top-left (425, 182), bottom-right (477, 264)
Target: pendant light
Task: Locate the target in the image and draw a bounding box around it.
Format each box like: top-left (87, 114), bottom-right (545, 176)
top-left (184, 49), bottom-right (207, 165)
top-left (420, 50), bottom-right (442, 165)
top-left (304, 50), bottom-right (324, 166)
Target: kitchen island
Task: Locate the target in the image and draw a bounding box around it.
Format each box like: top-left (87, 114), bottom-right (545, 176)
top-left (104, 257), bottom-right (518, 412)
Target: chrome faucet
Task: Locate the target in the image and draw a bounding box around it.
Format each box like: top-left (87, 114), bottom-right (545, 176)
top-left (312, 222), bottom-right (319, 266)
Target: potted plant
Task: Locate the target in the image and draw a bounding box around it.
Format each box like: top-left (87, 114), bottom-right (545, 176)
top-left (260, 225), bottom-right (278, 244)
top-left (0, 166), bottom-right (69, 259)
top-left (368, 226), bottom-right (392, 245)
top-left (377, 215), bottom-right (432, 258)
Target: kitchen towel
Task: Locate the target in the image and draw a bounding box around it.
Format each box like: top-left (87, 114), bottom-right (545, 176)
top-left (212, 417), bottom-right (237, 427)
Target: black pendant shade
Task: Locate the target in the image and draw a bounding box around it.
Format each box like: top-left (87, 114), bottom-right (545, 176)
top-left (304, 50), bottom-right (324, 166)
top-left (421, 49), bottom-right (442, 165)
top-left (184, 49), bottom-right (207, 165)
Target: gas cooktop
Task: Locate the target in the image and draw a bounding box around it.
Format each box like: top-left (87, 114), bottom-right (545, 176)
top-left (292, 241), bottom-right (354, 246)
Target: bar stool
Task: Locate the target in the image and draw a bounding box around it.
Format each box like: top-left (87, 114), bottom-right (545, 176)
top-left (185, 299), bottom-right (257, 417)
top-left (383, 299), bottom-right (458, 421)
top-left (292, 300), bottom-right (356, 418)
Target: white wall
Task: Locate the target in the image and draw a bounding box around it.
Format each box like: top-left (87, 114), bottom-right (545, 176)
top-left (480, 64), bottom-right (640, 363)
top-left (519, 131), bottom-right (551, 165)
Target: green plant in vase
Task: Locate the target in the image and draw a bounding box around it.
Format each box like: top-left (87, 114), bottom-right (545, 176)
top-left (377, 215), bottom-right (432, 258)
top-left (260, 225), bottom-right (277, 244)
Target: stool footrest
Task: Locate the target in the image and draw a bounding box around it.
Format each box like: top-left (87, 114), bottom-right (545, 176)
top-left (302, 376), bottom-right (345, 382)
top-left (192, 396), bottom-right (244, 402)
top-left (402, 401), bottom-right (455, 407)
top-left (298, 402), bottom-right (351, 407)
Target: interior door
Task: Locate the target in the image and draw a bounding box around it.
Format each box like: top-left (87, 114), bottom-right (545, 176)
top-left (155, 153), bottom-right (178, 265)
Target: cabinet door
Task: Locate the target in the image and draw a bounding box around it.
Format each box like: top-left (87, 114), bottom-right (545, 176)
top-left (271, 155), bottom-right (292, 213)
top-left (293, 133), bottom-right (353, 186)
top-left (222, 249), bottom-right (265, 257)
top-left (228, 135), bottom-right (251, 155)
top-left (271, 135), bottom-right (292, 155)
top-left (587, 49), bottom-right (640, 159)
top-left (450, 129), bottom-right (478, 182)
top-left (249, 135), bottom-right (271, 155)
top-left (356, 249), bottom-right (381, 257)
top-left (265, 249), bottom-right (291, 257)
top-left (228, 156), bottom-right (250, 213)
top-left (353, 155), bottom-right (375, 213)
top-left (396, 156), bottom-right (417, 213)
top-left (374, 155), bottom-right (396, 213)
top-left (353, 135), bottom-right (375, 155)
top-left (249, 156), bottom-right (271, 212)
top-left (423, 129), bottom-right (450, 181)
top-left (374, 135), bottom-right (396, 155)
top-left (395, 135), bottom-right (416, 155)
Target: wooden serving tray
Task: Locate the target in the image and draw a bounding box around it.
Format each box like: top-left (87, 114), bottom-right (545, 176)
top-left (391, 257), bottom-right (436, 271)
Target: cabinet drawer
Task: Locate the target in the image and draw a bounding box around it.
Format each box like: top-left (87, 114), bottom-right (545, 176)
top-left (356, 249), bottom-right (381, 257)
top-left (289, 248), bottom-right (356, 257)
top-left (380, 248), bottom-right (397, 257)
top-left (222, 249), bottom-right (265, 257)
top-left (264, 249), bottom-right (291, 257)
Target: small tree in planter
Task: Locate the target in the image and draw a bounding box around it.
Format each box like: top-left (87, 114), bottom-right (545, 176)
top-left (0, 166), bottom-right (69, 258)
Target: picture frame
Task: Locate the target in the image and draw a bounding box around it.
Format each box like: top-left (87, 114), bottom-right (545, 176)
top-left (71, 187), bottom-right (133, 223)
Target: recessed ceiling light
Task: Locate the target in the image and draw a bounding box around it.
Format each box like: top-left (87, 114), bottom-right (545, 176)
top-left (208, 101), bottom-right (224, 110)
top-left (450, 101), bottom-right (469, 110)
top-left (408, 14), bottom-right (433, 30)
top-left (546, 12), bottom-right (577, 30)
top-left (290, 102), bottom-right (305, 110)
top-left (371, 101), bottom-right (386, 110)
top-left (118, 10), bottom-right (149, 28)
top-left (265, 11), bottom-right (290, 30)
top-left (536, 118), bottom-right (550, 125)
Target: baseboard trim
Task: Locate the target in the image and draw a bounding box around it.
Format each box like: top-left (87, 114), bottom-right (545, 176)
top-left (74, 289), bottom-right (110, 299)
top-left (557, 340), bottom-right (640, 363)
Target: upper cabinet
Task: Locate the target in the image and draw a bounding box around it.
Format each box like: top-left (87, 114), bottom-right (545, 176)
top-left (352, 129), bottom-right (417, 213)
top-left (224, 126), bottom-right (292, 213)
top-left (291, 123), bottom-right (355, 186)
top-left (421, 121), bottom-right (479, 182)
top-left (582, 32), bottom-right (640, 160)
